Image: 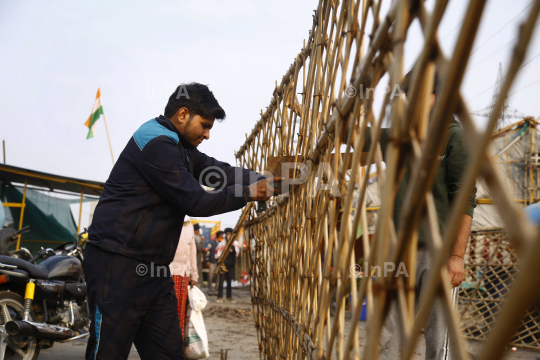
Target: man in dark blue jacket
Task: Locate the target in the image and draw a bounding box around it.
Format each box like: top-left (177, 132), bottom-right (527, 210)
top-left (84, 83), bottom-right (275, 360)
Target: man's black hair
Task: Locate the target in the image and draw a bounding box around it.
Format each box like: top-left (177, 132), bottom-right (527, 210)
top-left (164, 82), bottom-right (226, 121)
top-left (224, 227), bottom-right (233, 234)
top-left (402, 69), bottom-right (440, 96)
top-left (216, 231), bottom-right (224, 238)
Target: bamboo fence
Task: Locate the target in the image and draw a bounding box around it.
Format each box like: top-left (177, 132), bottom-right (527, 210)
top-left (459, 230), bottom-right (540, 350)
top-left (233, 0), bottom-right (540, 359)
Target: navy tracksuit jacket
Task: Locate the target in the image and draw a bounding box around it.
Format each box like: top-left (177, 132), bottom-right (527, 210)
top-left (85, 115), bottom-right (262, 360)
top-left (88, 115), bottom-right (260, 265)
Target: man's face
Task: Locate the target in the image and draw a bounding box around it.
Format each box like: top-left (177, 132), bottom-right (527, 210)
top-left (176, 108), bottom-right (214, 147)
top-left (225, 233), bottom-right (231, 241)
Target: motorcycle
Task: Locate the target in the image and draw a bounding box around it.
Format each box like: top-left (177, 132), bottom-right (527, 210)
top-left (0, 227), bottom-right (89, 359)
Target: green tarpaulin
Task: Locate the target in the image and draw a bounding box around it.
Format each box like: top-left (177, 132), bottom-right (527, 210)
top-left (3, 187), bottom-right (87, 254)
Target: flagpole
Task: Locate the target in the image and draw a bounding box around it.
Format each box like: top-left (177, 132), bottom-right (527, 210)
top-left (102, 113), bottom-right (115, 165)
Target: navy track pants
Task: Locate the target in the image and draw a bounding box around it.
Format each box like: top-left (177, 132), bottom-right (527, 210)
top-left (84, 244), bottom-right (185, 360)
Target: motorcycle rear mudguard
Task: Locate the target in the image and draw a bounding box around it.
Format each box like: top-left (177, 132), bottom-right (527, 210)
top-left (0, 268), bottom-right (29, 283)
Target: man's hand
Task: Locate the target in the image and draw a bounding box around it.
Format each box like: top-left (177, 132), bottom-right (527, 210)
top-left (191, 280), bottom-right (198, 288)
top-left (248, 177), bottom-right (283, 201)
top-left (446, 255), bottom-right (464, 288)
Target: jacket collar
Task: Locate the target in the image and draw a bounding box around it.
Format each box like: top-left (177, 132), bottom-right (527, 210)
top-left (449, 117), bottom-right (462, 129)
top-left (156, 115), bottom-right (195, 149)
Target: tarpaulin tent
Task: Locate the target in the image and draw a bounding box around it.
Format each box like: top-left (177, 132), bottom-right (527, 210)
top-left (0, 163), bottom-right (104, 254)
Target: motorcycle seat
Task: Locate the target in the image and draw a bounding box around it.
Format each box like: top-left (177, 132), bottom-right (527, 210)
top-left (0, 255), bottom-right (48, 279)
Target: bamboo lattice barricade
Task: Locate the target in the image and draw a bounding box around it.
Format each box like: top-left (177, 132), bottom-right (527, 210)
top-left (459, 230), bottom-right (540, 350)
top-left (234, 0), bottom-right (540, 359)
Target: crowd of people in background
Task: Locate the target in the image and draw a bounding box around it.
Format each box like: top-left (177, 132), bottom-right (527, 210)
top-left (169, 219), bottom-right (245, 339)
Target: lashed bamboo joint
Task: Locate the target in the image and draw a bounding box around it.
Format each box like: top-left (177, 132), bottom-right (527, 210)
top-left (232, 1), bottom-right (540, 359)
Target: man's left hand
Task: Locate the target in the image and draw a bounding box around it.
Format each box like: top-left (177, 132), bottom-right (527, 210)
top-left (191, 281), bottom-right (198, 288)
top-left (446, 255), bottom-right (464, 288)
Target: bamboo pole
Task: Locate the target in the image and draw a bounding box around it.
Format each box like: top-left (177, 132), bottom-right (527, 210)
top-left (102, 113), bottom-right (115, 165)
top-left (16, 178), bottom-right (27, 250)
top-left (76, 188), bottom-right (84, 235)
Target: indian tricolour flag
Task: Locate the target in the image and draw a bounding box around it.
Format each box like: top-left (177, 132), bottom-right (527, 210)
top-left (84, 88), bottom-right (104, 139)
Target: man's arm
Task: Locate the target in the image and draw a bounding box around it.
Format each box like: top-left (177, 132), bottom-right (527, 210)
top-left (192, 150), bottom-right (264, 189)
top-left (445, 130), bottom-right (477, 288)
top-left (137, 139), bottom-right (276, 217)
top-left (447, 214), bottom-right (472, 288)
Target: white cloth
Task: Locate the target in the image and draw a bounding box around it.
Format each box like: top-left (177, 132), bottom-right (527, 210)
top-left (215, 240), bottom-right (240, 259)
top-left (170, 222), bottom-right (199, 282)
top-left (185, 286), bottom-right (209, 359)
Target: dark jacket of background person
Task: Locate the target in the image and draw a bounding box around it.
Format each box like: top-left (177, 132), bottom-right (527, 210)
top-left (88, 115), bottom-right (260, 265)
top-left (224, 245), bottom-right (236, 267)
top-left (362, 118), bottom-right (476, 246)
top-left (208, 239), bottom-right (219, 264)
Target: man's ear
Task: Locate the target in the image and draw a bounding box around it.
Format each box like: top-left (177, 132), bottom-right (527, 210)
top-left (177, 107), bottom-right (191, 125)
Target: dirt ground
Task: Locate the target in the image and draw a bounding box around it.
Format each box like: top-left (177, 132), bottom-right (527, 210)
top-left (35, 286), bottom-right (540, 359)
top-left (201, 286), bottom-right (260, 359)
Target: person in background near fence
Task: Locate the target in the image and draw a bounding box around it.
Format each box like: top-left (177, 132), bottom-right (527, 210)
top-left (206, 231), bottom-right (221, 295)
top-left (193, 223), bottom-right (205, 287)
top-left (346, 70), bottom-right (476, 360)
top-left (216, 227), bottom-right (239, 303)
top-left (170, 216), bottom-right (198, 340)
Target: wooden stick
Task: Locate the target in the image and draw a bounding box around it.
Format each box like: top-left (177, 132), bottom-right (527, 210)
top-left (102, 113), bottom-right (115, 165)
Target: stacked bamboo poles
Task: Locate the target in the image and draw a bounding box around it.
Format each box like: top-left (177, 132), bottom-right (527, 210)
top-left (233, 0), bottom-right (540, 359)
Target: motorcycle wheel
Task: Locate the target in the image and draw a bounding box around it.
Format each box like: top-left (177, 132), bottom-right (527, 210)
top-left (0, 291), bottom-right (40, 360)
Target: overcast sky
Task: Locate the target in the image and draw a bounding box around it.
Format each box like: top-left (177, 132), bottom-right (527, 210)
top-left (1, 0), bottom-right (539, 228)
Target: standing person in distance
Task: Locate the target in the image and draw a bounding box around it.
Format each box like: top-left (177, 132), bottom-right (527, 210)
top-left (215, 227), bottom-right (239, 304)
top-left (193, 223), bottom-right (205, 287)
top-left (170, 217), bottom-right (198, 340)
top-left (207, 231), bottom-right (223, 296)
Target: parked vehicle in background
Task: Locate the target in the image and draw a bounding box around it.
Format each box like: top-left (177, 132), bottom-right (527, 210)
top-left (0, 227), bottom-right (89, 359)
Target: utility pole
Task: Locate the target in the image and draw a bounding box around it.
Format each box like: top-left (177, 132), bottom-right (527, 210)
top-left (471, 63), bottom-right (526, 130)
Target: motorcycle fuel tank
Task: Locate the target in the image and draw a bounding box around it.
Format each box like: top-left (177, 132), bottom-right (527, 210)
top-left (40, 256), bottom-right (82, 282)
